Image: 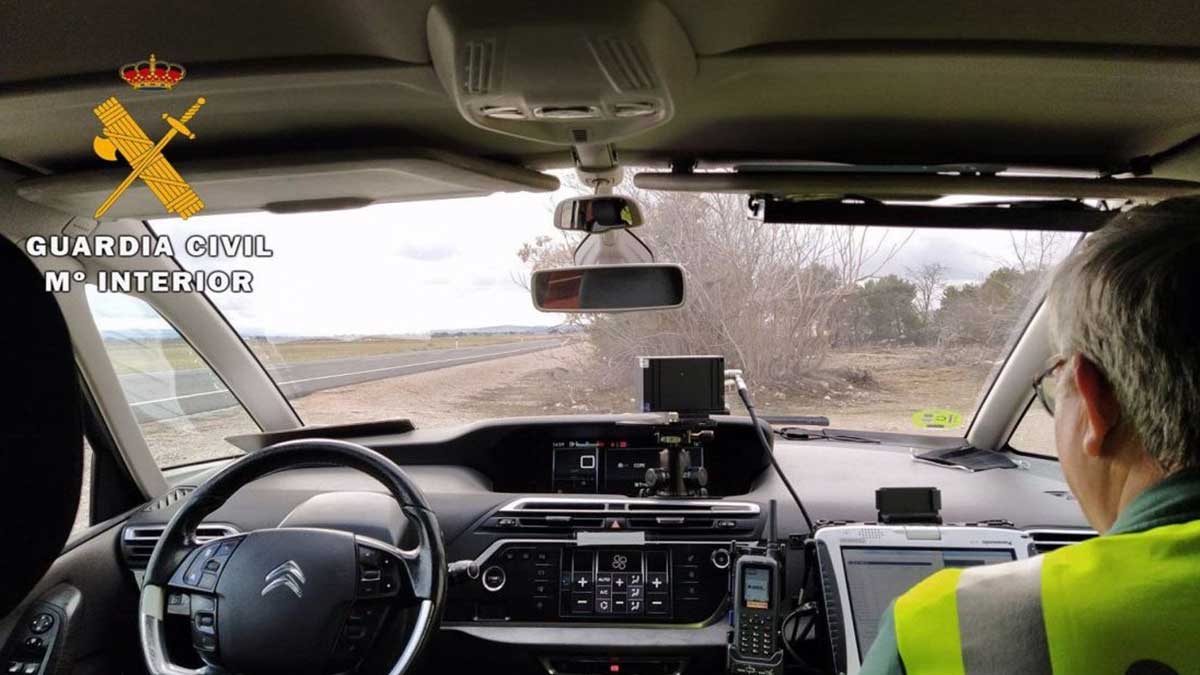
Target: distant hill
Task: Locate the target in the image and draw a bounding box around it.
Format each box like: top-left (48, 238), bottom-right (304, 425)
top-left (431, 324), bottom-right (582, 337)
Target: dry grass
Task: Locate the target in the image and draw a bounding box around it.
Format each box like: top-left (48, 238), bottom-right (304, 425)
top-left (102, 334), bottom-right (530, 375)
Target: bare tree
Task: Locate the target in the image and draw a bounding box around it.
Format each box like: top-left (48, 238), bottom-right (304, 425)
top-left (907, 262), bottom-right (948, 328)
top-left (516, 178), bottom-right (914, 392)
top-left (1007, 230), bottom-right (1079, 273)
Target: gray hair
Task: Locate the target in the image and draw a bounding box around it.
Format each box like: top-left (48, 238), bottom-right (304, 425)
top-left (1047, 197), bottom-right (1200, 472)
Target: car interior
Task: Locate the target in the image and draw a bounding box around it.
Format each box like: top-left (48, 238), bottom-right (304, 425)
top-left (3, 2), bottom-right (1200, 674)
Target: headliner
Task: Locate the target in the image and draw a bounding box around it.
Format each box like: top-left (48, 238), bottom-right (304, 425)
top-left (3, 0), bottom-right (1200, 179)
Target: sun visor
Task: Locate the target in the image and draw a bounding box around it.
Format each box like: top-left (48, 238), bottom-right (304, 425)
top-left (15, 148), bottom-right (560, 219)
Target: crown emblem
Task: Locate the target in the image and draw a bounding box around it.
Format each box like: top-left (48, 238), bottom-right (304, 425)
top-left (119, 54), bottom-right (186, 91)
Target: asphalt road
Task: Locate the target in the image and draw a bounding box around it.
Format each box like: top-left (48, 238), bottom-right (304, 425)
top-left (122, 338), bottom-right (563, 423)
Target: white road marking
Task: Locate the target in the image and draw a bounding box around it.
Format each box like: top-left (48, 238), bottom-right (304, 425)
top-left (129, 342), bottom-right (555, 408)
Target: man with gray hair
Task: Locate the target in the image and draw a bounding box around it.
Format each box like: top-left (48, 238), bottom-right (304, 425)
top-left (860, 199), bottom-right (1200, 674)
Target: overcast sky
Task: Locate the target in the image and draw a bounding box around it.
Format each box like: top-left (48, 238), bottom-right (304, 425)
top-left (115, 182), bottom-right (1079, 337)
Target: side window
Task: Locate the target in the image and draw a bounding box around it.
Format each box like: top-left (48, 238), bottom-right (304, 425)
top-left (73, 438), bottom-right (94, 534)
top-left (85, 287), bottom-right (257, 468)
top-left (1008, 403), bottom-right (1056, 457)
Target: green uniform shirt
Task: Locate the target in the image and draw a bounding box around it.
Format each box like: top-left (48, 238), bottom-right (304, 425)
top-left (858, 468), bottom-right (1200, 675)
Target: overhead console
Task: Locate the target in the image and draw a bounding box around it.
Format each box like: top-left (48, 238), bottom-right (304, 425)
top-left (427, 0), bottom-right (695, 146)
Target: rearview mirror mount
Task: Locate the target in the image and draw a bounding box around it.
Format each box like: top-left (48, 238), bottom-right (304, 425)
top-left (553, 195), bottom-right (643, 233)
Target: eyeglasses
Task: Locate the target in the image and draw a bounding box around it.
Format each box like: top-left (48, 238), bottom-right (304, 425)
top-left (1033, 357), bottom-right (1067, 416)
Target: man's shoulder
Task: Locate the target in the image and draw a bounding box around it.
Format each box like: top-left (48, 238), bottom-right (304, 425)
top-left (898, 556), bottom-right (1045, 615)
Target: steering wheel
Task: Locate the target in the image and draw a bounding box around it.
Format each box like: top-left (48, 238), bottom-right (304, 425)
top-left (138, 439), bottom-right (446, 675)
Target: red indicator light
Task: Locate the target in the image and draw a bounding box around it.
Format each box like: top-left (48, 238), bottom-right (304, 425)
top-left (609, 666), bottom-right (620, 673)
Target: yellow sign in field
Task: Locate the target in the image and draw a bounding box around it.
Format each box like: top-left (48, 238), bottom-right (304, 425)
top-left (912, 409), bottom-right (963, 430)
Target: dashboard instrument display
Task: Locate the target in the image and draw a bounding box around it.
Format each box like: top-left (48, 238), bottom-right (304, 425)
top-left (553, 440), bottom-right (704, 495)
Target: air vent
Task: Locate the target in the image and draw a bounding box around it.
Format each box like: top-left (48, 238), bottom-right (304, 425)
top-left (481, 498), bottom-right (760, 539)
top-left (463, 40), bottom-right (496, 94)
top-left (590, 36), bottom-right (655, 92)
top-left (142, 486), bottom-right (196, 511)
top-left (479, 105), bottom-right (525, 120)
top-left (121, 524), bottom-right (238, 569)
top-left (612, 102), bottom-right (657, 118)
top-left (1027, 528), bottom-right (1096, 554)
top-left (533, 105), bottom-right (601, 120)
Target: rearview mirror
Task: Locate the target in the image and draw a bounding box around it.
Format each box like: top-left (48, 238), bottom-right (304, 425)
top-left (553, 195), bottom-right (643, 233)
top-left (531, 264), bottom-right (685, 313)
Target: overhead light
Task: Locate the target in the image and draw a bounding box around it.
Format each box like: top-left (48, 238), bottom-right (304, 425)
top-left (479, 105), bottom-right (527, 120)
top-left (612, 102), bottom-right (657, 118)
top-left (533, 105), bottom-right (600, 120)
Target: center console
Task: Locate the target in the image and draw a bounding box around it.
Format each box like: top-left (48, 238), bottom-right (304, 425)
top-left (444, 498), bottom-right (762, 626)
top-left (449, 541), bottom-right (734, 624)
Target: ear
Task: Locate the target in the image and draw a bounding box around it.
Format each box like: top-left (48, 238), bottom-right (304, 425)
top-left (1071, 355), bottom-right (1121, 458)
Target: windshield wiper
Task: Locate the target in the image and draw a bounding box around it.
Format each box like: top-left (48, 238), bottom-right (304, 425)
top-left (773, 427), bottom-right (881, 444)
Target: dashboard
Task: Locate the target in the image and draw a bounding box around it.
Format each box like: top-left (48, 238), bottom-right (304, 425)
top-left (124, 414), bottom-right (1092, 674)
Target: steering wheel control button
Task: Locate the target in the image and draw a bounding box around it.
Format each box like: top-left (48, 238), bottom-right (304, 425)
top-left (28, 614), bottom-right (54, 634)
top-left (482, 565), bottom-right (506, 592)
top-left (354, 543), bottom-right (403, 598)
top-left (195, 634), bottom-right (217, 653)
top-left (357, 545), bottom-right (381, 565)
top-left (710, 548), bottom-right (731, 569)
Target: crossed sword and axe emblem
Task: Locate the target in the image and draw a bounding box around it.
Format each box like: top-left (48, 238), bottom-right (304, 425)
top-left (91, 96), bottom-right (206, 220)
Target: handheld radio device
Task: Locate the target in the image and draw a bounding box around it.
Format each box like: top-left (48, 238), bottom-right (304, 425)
top-left (728, 501), bottom-right (785, 675)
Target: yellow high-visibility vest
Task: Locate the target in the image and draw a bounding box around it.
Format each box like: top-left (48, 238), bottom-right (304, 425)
top-left (894, 520), bottom-right (1200, 674)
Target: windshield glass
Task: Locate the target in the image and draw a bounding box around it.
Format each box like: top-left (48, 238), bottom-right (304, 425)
top-left (152, 180), bottom-right (1077, 436)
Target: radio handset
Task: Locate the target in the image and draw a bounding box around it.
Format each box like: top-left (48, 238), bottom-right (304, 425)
top-left (728, 500), bottom-right (785, 674)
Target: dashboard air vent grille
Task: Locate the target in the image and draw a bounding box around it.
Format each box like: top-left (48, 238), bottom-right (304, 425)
top-left (142, 486), bottom-right (196, 511)
top-left (590, 36), bottom-right (654, 92)
top-left (481, 498), bottom-right (760, 539)
top-left (121, 524), bottom-right (237, 569)
top-left (463, 40), bottom-right (496, 94)
top-left (1027, 528), bottom-right (1096, 554)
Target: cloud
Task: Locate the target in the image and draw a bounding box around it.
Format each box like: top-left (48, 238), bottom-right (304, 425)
top-left (392, 241), bottom-right (459, 261)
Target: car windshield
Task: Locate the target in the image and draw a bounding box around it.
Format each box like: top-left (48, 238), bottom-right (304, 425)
top-left (149, 180), bottom-right (1077, 440)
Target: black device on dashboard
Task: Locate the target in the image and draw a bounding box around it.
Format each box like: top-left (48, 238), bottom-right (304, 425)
top-left (638, 355), bottom-right (726, 416)
top-left (729, 554), bottom-right (784, 674)
top-left (876, 486), bottom-right (942, 524)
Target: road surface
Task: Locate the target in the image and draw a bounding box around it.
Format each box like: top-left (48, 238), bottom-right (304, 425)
top-left (122, 338), bottom-right (563, 423)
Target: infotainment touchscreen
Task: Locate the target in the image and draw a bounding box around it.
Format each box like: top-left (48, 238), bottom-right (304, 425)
top-left (604, 447), bottom-right (660, 495)
top-left (553, 440), bottom-right (704, 495)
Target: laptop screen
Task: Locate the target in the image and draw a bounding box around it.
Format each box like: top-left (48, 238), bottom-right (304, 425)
top-left (841, 547), bottom-right (1016, 659)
